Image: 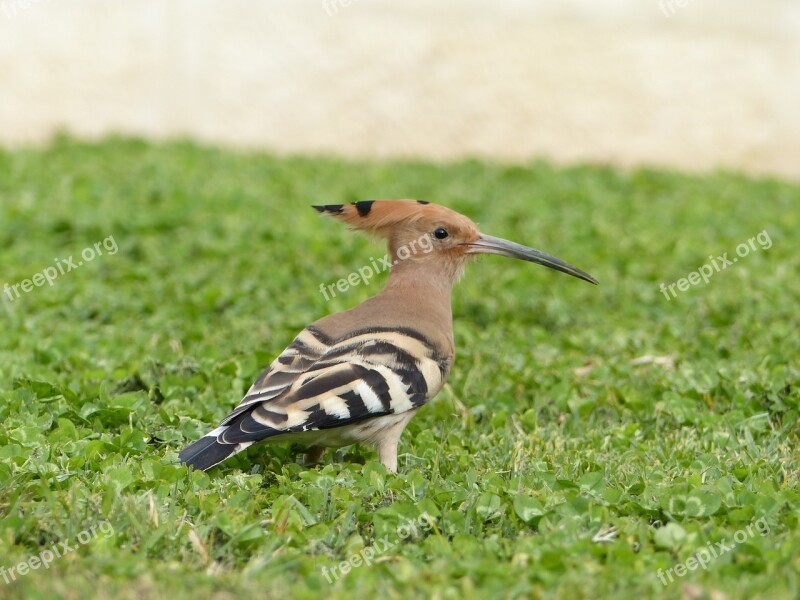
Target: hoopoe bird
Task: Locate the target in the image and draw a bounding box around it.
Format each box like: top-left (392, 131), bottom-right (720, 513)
top-left (179, 200), bottom-right (597, 472)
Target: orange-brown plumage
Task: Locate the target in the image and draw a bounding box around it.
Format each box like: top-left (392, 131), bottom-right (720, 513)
top-left (312, 199), bottom-right (473, 235)
top-left (180, 200), bottom-right (597, 473)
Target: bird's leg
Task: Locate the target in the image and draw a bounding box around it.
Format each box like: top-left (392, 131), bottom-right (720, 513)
top-left (303, 446), bottom-right (326, 465)
top-left (377, 439), bottom-right (398, 473)
top-left (374, 408), bottom-right (420, 473)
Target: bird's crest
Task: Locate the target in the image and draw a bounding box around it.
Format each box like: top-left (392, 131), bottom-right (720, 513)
top-left (312, 200), bottom-right (467, 236)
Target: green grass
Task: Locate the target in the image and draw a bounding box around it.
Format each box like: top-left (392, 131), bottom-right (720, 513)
top-left (1, 137), bottom-right (798, 600)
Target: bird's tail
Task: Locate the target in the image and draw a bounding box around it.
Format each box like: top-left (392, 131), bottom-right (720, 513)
top-left (178, 426), bottom-right (253, 471)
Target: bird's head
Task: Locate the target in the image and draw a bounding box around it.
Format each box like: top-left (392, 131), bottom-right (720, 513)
top-left (313, 200), bottom-right (598, 286)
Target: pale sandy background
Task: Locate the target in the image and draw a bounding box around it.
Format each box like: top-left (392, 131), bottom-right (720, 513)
top-left (0, 0), bottom-right (798, 178)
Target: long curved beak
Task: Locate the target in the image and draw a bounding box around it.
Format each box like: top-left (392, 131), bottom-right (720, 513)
top-left (464, 234), bottom-right (598, 285)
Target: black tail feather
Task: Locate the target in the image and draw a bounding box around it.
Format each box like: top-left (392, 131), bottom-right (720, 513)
top-left (179, 433), bottom-right (238, 471)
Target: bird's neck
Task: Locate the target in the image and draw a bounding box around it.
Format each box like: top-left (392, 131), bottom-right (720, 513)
top-left (384, 262), bottom-right (454, 307)
top-left (376, 262), bottom-right (455, 343)
top-left (314, 259), bottom-right (456, 360)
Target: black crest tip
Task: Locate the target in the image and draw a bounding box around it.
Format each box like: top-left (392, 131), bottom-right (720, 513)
top-left (352, 200), bottom-right (375, 217)
top-left (312, 204), bottom-right (344, 214)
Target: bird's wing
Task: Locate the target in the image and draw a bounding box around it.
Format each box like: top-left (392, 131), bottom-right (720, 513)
top-left (217, 325), bottom-right (450, 445)
top-left (219, 326), bottom-right (332, 424)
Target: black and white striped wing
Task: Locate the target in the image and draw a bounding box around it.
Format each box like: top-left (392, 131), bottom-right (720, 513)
top-left (179, 326), bottom-right (450, 470)
top-left (219, 326), bottom-right (332, 425)
top-left (222, 326), bottom-right (449, 438)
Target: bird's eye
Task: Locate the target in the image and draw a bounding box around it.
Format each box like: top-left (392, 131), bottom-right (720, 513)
top-left (434, 227), bottom-right (449, 240)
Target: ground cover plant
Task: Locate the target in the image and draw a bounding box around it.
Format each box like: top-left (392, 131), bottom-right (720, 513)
top-left (0, 137), bottom-right (798, 599)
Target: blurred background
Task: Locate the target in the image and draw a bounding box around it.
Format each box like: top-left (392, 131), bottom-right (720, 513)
top-left (2, 5), bottom-right (799, 598)
top-left (1, 0), bottom-right (798, 179)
